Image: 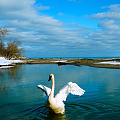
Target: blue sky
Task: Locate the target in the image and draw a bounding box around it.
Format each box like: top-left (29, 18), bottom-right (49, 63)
top-left (0, 0), bottom-right (120, 58)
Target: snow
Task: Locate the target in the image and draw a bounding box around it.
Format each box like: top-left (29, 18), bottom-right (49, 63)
top-left (51, 60), bottom-right (68, 63)
top-left (0, 57), bottom-right (25, 68)
top-left (0, 66), bottom-right (14, 69)
top-left (96, 61), bottom-right (120, 65)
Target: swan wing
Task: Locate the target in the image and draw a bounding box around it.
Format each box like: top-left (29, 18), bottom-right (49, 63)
top-left (55, 82), bottom-right (85, 102)
top-left (37, 84), bottom-right (51, 96)
top-left (68, 82), bottom-right (85, 96)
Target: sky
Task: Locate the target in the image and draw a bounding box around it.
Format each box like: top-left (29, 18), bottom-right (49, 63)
top-left (0, 0), bottom-right (120, 58)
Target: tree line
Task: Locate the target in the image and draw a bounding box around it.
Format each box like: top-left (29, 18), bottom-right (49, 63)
top-left (0, 26), bottom-right (24, 59)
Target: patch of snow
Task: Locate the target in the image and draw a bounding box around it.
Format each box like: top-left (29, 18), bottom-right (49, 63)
top-left (0, 66), bottom-right (14, 69)
top-left (0, 57), bottom-right (25, 68)
top-left (96, 61), bottom-right (120, 65)
top-left (51, 60), bottom-right (68, 63)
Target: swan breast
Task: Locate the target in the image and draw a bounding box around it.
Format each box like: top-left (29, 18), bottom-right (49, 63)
top-left (48, 97), bottom-right (65, 114)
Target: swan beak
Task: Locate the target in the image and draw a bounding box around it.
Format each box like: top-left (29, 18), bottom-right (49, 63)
top-left (48, 76), bottom-right (52, 81)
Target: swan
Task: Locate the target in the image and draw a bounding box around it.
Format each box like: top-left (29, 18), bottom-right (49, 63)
top-left (37, 74), bottom-right (85, 114)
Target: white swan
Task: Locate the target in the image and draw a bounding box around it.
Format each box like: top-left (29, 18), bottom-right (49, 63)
top-left (37, 74), bottom-right (85, 114)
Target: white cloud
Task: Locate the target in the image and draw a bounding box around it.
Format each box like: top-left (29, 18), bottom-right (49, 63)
top-left (0, 0), bottom-right (88, 48)
top-left (98, 20), bottom-right (120, 30)
top-left (92, 4), bottom-right (120, 20)
top-left (0, 0), bottom-right (120, 57)
top-left (88, 4), bottom-right (120, 50)
top-left (37, 5), bottom-right (50, 10)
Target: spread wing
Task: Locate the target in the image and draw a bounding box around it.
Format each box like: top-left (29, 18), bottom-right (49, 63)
top-left (37, 84), bottom-right (51, 96)
top-left (55, 82), bottom-right (85, 102)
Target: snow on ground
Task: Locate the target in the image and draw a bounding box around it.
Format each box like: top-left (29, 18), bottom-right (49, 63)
top-left (0, 66), bottom-right (14, 69)
top-left (96, 61), bottom-right (120, 65)
top-left (51, 60), bottom-right (68, 63)
top-left (0, 57), bottom-right (25, 68)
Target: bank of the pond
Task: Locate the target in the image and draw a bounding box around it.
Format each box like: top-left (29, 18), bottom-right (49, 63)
top-left (26, 58), bottom-right (120, 69)
top-left (0, 57), bottom-right (26, 68)
top-left (1, 57), bottom-right (120, 69)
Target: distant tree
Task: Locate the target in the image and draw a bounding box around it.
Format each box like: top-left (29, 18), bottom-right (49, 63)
top-left (5, 41), bottom-right (23, 59)
top-left (0, 26), bottom-right (8, 39)
top-left (0, 26), bottom-right (24, 59)
top-left (0, 26), bottom-right (8, 56)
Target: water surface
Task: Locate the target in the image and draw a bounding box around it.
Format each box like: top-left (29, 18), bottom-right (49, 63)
top-left (0, 64), bottom-right (120, 120)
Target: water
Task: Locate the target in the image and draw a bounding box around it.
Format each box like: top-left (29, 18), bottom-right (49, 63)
top-left (30, 56), bottom-right (120, 59)
top-left (0, 64), bottom-right (120, 120)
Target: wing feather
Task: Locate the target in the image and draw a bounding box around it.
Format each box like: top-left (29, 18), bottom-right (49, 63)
top-left (55, 82), bottom-right (85, 102)
top-left (37, 84), bottom-right (51, 96)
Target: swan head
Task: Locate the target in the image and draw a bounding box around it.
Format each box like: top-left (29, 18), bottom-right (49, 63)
top-left (48, 74), bottom-right (54, 81)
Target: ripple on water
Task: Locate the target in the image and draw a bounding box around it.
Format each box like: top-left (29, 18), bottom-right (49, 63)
top-left (65, 102), bottom-right (100, 119)
top-left (20, 101), bottom-right (120, 120)
top-left (1, 100), bottom-right (120, 120)
top-left (20, 104), bottom-right (48, 120)
top-left (65, 101), bottom-right (120, 120)
top-left (14, 103), bottom-right (68, 120)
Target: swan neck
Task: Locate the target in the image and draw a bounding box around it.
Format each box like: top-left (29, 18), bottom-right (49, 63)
top-left (51, 78), bottom-right (55, 97)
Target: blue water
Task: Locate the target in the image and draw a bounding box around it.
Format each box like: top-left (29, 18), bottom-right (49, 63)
top-left (29, 56), bottom-right (120, 59)
top-left (0, 64), bottom-right (120, 120)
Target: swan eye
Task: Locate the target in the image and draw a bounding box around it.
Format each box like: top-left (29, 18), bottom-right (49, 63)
top-left (48, 75), bottom-right (52, 81)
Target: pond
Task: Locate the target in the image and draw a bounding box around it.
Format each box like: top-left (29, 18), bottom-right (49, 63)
top-left (0, 64), bottom-right (120, 120)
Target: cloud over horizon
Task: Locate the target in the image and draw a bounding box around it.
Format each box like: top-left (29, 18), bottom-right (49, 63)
top-left (0, 0), bottom-right (120, 57)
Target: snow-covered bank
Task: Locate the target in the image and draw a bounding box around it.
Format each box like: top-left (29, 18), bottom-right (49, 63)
top-left (51, 60), bottom-right (68, 63)
top-left (0, 66), bottom-right (14, 69)
top-left (96, 61), bottom-right (120, 65)
top-left (0, 57), bottom-right (25, 68)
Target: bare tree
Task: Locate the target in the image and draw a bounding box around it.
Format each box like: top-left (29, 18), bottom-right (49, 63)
top-left (5, 41), bottom-right (23, 59)
top-left (0, 26), bottom-right (8, 56)
top-left (0, 26), bottom-right (24, 59)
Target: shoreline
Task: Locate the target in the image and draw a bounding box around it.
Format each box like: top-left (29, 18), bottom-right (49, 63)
top-left (1, 57), bottom-right (120, 69)
top-left (25, 58), bottom-right (120, 69)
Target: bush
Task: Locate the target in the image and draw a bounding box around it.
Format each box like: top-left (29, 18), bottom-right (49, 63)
top-left (0, 26), bottom-right (24, 59)
top-left (4, 41), bottom-right (23, 59)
